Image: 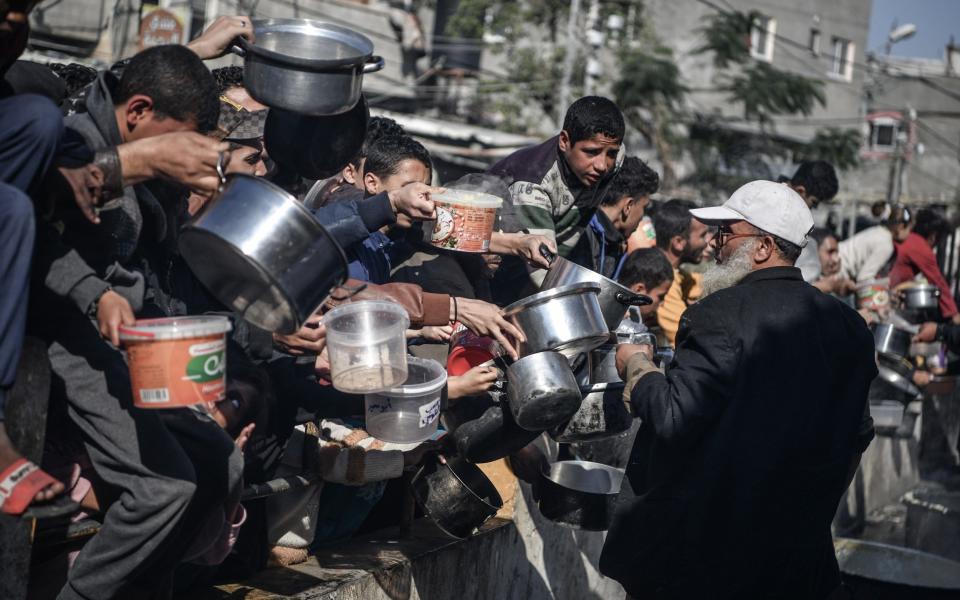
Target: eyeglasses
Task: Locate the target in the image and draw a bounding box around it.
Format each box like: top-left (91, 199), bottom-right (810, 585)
top-left (715, 225), bottom-right (765, 250)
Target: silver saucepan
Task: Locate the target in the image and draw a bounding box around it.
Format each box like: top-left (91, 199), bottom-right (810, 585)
top-left (179, 162), bottom-right (347, 334)
top-left (506, 351), bottom-right (583, 431)
top-left (872, 323), bottom-right (913, 360)
top-left (900, 284), bottom-right (940, 311)
top-left (502, 282), bottom-right (609, 357)
top-left (550, 383), bottom-right (631, 443)
top-left (537, 460), bottom-right (624, 531)
top-left (539, 245), bottom-right (651, 331)
top-left (232, 18), bottom-right (384, 116)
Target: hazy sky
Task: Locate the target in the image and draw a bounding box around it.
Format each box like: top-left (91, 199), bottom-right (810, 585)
top-left (867, 0), bottom-right (960, 59)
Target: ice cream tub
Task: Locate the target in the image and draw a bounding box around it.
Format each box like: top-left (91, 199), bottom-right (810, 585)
top-left (430, 189), bottom-right (503, 253)
top-left (119, 316), bottom-right (232, 409)
top-left (856, 279), bottom-right (890, 311)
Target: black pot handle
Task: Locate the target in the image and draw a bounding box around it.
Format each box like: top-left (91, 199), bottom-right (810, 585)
top-left (539, 243), bottom-right (557, 265)
top-left (363, 55), bottom-right (386, 74)
top-left (615, 290), bottom-right (653, 306)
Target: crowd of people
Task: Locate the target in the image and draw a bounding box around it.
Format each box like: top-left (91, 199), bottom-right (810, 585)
top-left (1, 6), bottom-right (958, 599)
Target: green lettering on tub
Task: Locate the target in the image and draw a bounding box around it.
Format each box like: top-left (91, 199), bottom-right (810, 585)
top-left (185, 350), bottom-right (226, 382)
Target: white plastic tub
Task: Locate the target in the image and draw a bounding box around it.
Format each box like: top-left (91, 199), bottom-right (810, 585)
top-left (365, 357), bottom-right (448, 443)
top-left (429, 189), bottom-right (503, 252)
top-left (324, 300), bottom-right (410, 394)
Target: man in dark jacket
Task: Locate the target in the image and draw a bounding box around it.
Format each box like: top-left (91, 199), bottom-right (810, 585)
top-left (600, 180), bottom-right (877, 599)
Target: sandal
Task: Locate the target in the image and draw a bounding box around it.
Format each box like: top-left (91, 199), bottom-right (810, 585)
top-left (0, 458), bottom-right (62, 516)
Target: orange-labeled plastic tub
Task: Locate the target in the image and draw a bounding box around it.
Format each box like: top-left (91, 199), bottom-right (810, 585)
top-left (430, 189), bottom-right (503, 253)
top-left (119, 316), bottom-right (232, 409)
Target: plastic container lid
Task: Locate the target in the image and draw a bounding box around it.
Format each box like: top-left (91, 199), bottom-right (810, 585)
top-left (119, 316), bottom-right (232, 342)
top-left (432, 189), bottom-right (503, 209)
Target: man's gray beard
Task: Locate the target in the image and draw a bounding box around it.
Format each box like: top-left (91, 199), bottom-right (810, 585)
top-left (701, 238), bottom-right (756, 297)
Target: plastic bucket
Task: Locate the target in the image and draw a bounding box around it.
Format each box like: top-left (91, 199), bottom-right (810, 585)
top-left (324, 300), bottom-right (410, 394)
top-left (429, 189), bottom-right (502, 252)
top-left (119, 316), bottom-right (232, 409)
top-left (365, 357), bottom-right (447, 443)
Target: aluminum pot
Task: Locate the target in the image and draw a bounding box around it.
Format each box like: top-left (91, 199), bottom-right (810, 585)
top-left (537, 460), bottom-right (624, 531)
top-left (834, 537), bottom-right (960, 598)
top-left (550, 383), bottom-right (630, 443)
top-left (540, 246), bottom-right (652, 330)
top-left (901, 284), bottom-right (941, 311)
top-left (872, 323), bottom-right (912, 359)
top-left (875, 355), bottom-right (921, 398)
top-left (179, 172), bottom-right (347, 334)
top-left (411, 454), bottom-right (503, 539)
top-left (588, 344), bottom-right (621, 384)
top-left (506, 351), bottom-right (582, 431)
top-left (503, 283), bottom-right (609, 357)
top-left (233, 19), bottom-right (385, 115)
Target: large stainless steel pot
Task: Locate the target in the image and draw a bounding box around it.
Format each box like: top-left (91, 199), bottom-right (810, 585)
top-left (233, 19), bottom-right (385, 115)
top-left (179, 172), bottom-right (347, 334)
top-left (539, 246), bottom-right (651, 330)
top-left (901, 284), bottom-right (941, 311)
top-left (411, 454), bottom-right (503, 539)
top-left (503, 283), bottom-right (609, 357)
top-left (537, 460), bottom-right (624, 531)
top-left (506, 351), bottom-right (582, 431)
top-left (834, 537), bottom-right (960, 598)
top-left (550, 383), bottom-right (630, 443)
top-left (872, 323), bottom-right (912, 359)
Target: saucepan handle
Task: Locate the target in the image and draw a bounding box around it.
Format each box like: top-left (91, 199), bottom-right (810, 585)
top-left (615, 290), bottom-right (653, 306)
top-left (539, 243), bottom-right (557, 265)
top-left (215, 151), bottom-right (228, 190)
top-left (363, 55), bottom-right (385, 74)
top-left (229, 37), bottom-right (247, 58)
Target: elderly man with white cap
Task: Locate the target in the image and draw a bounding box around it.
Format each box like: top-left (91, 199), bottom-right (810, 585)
top-left (599, 181), bottom-right (877, 599)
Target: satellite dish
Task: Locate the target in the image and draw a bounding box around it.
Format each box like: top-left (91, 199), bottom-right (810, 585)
top-left (889, 24), bottom-right (917, 43)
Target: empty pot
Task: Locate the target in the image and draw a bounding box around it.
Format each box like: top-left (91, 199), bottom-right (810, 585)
top-left (872, 323), bottom-right (912, 360)
top-left (550, 383), bottom-right (630, 443)
top-left (506, 351), bottom-right (582, 432)
top-left (179, 173), bottom-right (347, 334)
top-left (502, 283), bottom-right (609, 357)
top-left (411, 454), bottom-right (503, 538)
top-left (901, 284), bottom-right (941, 311)
top-left (539, 245), bottom-right (652, 330)
top-left (537, 460), bottom-right (624, 531)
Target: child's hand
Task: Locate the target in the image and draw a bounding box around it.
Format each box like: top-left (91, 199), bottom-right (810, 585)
top-left (419, 325), bottom-right (453, 343)
top-left (235, 423), bottom-right (256, 451)
top-left (447, 365), bottom-right (500, 401)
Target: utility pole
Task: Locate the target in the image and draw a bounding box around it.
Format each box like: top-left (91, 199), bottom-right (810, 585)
top-left (558, 0), bottom-right (582, 122)
top-left (886, 105), bottom-right (915, 204)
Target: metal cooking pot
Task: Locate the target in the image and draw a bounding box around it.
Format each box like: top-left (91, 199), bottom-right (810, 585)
top-left (550, 383), bottom-right (630, 443)
top-left (537, 460), bottom-right (624, 531)
top-left (901, 284), bottom-right (941, 311)
top-left (834, 537), bottom-right (960, 598)
top-left (872, 323), bottom-right (912, 359)
top-left (540, 245), bottom-right (652, 330)
top-left (411, 454), bottom-right (503, 539)
top-left (264, 95), bottom-right (368, 180)
top-left (587, 344), bottom-right (621, 384)
top-left (506, 351), bottom-right (582, 432)
top-left (875, 355), bottom-right (921, 398)
top-left (233, 19), bottom-right (384, 115)
top-left (443, 398), bottom-right (540, 464)
top-left (179, 171), bottom-right (347, 334)
top-left (503, 283), bottom-right (609, 357)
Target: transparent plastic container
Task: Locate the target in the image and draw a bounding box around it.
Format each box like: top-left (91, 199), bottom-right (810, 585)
top-left (324, 300), bottom-right (410, 394)
top-left (365, 357), bottom-right (448, 443)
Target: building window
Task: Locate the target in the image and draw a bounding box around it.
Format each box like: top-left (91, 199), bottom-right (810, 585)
top-left (809, 28), bottom-right (820, 56)
top-left (869, 120), bottom-right (897, 151)
top-left (750, 15), bottom-right (776, 62)
top-left (830, 36), bottom-right (854, 81)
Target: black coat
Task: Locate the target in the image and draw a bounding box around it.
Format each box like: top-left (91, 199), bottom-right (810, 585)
top-left (600, 266), bottom-right (876, 599)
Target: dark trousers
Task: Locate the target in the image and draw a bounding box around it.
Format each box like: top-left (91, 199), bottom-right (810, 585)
top-left (0, 94), bottom-right (63, 419)
top-left (36, 309), bottom-right (242, 600)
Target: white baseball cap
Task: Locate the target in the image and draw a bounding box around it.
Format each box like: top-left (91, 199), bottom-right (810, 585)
top-left (689, 180), bottom-right (814, 247)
